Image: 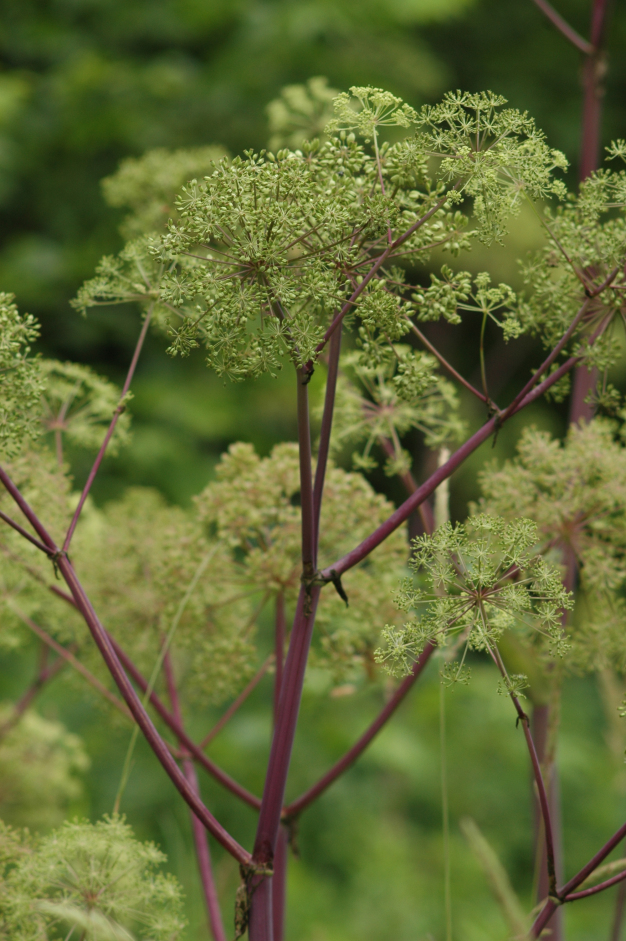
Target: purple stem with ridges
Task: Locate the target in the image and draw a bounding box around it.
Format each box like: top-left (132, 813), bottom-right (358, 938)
top-left (271, 826), bottom-right (288, 941)
top-left (248, 584), bottom-right (321, 941)
top-left (63, 309), bottom-right (152, 552)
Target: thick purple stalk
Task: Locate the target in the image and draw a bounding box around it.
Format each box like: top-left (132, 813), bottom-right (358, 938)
top-left (164, 652), bottom-right (228, 941)
top-left (249, 585), bottom-right (321, 940)
top-left (285, 643), bottom-right (435, 817)
top-left (274, 594), bottom-right (286, 726)
top-left (63, 310), bottom-right (152, 552)
top-left (271, 826), bottom-right (288, 941)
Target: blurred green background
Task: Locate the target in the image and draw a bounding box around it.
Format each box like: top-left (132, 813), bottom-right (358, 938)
top-left (1, 0), bottom-right (626, 938)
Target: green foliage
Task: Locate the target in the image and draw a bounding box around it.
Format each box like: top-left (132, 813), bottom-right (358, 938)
top-left (0, 707), bottom-right (88, 831)
top-left (0, 816), bottom-right (186, 940)
top-left (416, 90), bottom-right (568, 243)
top-left (0, 295), bottom-right (43, 459)
top-left (375, 515), bottom-right (573, 679)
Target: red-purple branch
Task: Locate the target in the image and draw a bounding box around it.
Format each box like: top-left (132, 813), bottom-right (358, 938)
top-left (46, 582), bottom-right (262, 811)
top-left (0, 466), bottom-right (251, 865)
top-left (63, 309), bottom-right (152, 552)
top-left (531, 0), bottom-right (595, 54)
top-left (322, 293), bottom-right (615, 582)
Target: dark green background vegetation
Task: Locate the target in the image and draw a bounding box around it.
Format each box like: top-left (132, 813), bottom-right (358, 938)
top-left (1, 1), bottom-right (626, 937)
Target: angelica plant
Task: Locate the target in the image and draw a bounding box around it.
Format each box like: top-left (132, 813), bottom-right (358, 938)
top-left (2, 28), bottom-right (626, 940)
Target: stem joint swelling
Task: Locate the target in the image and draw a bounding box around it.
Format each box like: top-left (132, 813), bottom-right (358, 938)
top-left (235, 861), bottom-right (274, 940)
top-left (301, 567), bottom-right (348, 614)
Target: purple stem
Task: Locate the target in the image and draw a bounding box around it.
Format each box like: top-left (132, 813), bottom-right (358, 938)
top-left (407, 321), bottom-right (489, 404)
top-left (108, 634), bottom-right (263, 812)
top-left (18, 610), bottom-right (132, 718)
top-left (63, 309), bottom-right (152, 552)
top-left (271, 826), bottom-right (288, 941)
top-left (0, 645), bottom-right (65, 739)
top-left (565, 870), bottom-right (626, 902)
top-left (285, 643), bottom-right (435, 817)
top-left (533, 821), bottom-right (626, 936)
top-left (322, 298), bottom-right (615, 581)
top-left (317, 191), bottom-right (454, 352)
top-left (274, 594), bottom-right (286, 727)
top-left (248, 585), bottom-right (321, 941)
top-left (491, 647), bottom-right (557, 895)
top-left (164, 652), bottom-right (228, 941)
top-left (0, 509), bottom-right (53, 555)
top-left (378, 437), bottom-right (435, 536)
top-left (531, 0), bottom-right (595, 54)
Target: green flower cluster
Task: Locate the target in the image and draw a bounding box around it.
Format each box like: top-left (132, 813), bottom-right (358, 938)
top-left (72, 86), bottom-right (569, 384)
top-left (196, 442), bottom-right (408, 681)
top-left (478, 419), bottom-right (626, 672)
top-left (329, 347), bottom-right (464, 477)
top-left (0, 817), bottom-right (186, 940)
top-left (375, 515), bottom-right (572, 681)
